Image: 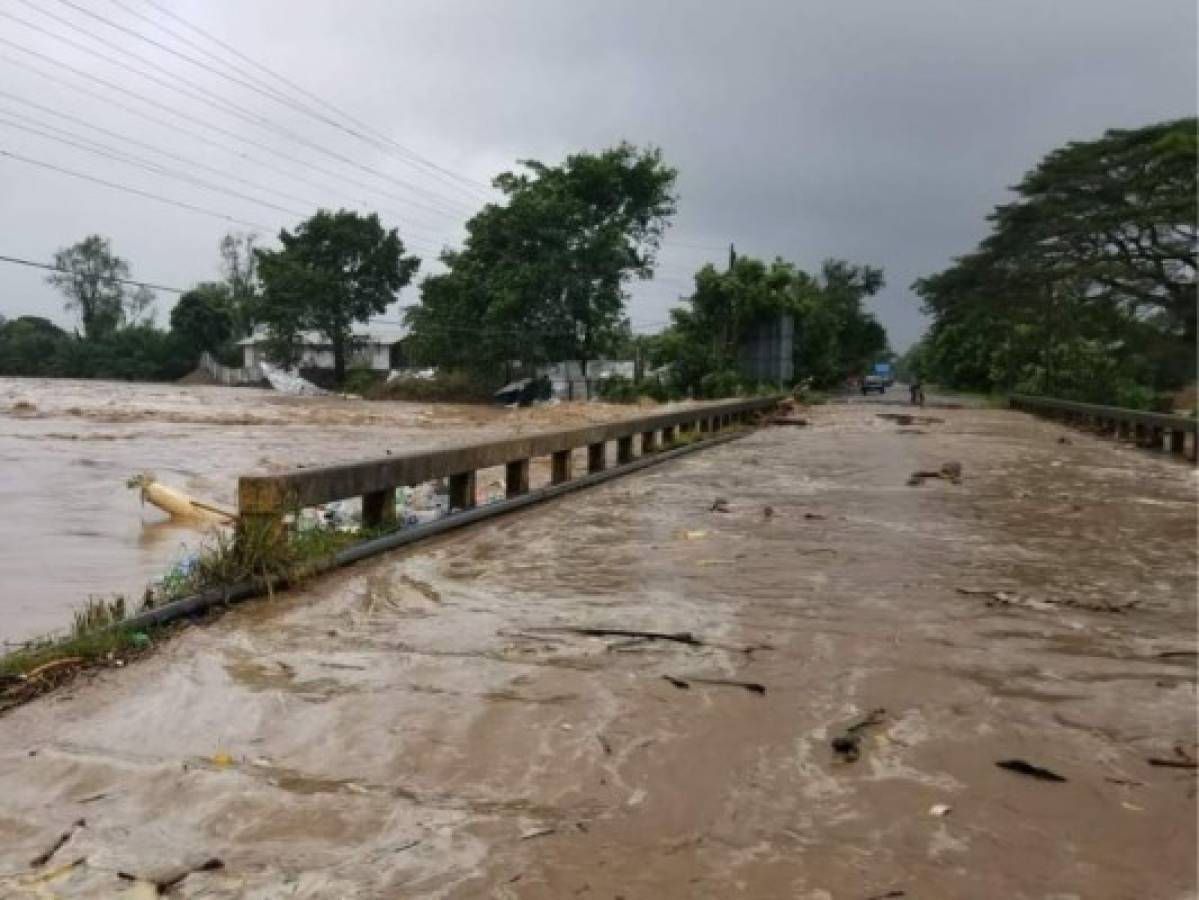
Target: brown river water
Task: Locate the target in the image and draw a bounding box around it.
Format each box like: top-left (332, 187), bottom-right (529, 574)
top-left (0, 378), bottom-right (667, 646)
top-left (0, 381), bottom-right (1195, 897)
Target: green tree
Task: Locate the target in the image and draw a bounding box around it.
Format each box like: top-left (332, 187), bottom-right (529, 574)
top-left (406, 144), bottom-right (677, 377)
top-left (46, 235), bottom-right (129, 340)
top-left (219, 231), bottom-right (259, 336)
top-left (655, 255), bottom-right (886, 396)
top-left (914, 118), bottom-right (1197, 405)
top-left (170, 283), bottom-right (235, 362)
top-left (255, 210), bottom-right (420, 383)
top-left (0, 316), bottom-right (71, 375)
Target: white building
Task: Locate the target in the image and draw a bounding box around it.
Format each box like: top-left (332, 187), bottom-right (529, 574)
top-left (238, 324), bottom-right (408, 373)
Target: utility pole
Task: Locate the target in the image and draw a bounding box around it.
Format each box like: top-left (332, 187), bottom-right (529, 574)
top-left (723, 243), bottom-right (736, 363)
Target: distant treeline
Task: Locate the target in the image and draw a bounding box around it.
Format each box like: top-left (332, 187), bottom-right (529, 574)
top-left (904, 118), bottom-right (1196, 411)
top-left (4, 143), bottom-right (889, 396)
top-left (0, 316), bottom-right (194, 381)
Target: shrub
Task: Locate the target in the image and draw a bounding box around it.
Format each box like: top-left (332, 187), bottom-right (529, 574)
top-left (698, 370), bottom-right (742, 399)
top-left (342, 366), bottom-right (382, 396)
top-left (368, 370), bottom-right (497, 403)
top-left (597, 375), bottom-right (639, 404)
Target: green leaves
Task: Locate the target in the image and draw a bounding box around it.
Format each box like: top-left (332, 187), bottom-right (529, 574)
top-left (169, 283), bottom-right (235, 360)
top-left (915, 117), bottom-right (1197, 404)
top-left (255, 210), bottom-right (420, 382)
top-left (46, 234), bottom-right (131, 341)
top-left (405, 144), bottom-right (677, 375)
top-left (658, 255), bottom-right (886, 396)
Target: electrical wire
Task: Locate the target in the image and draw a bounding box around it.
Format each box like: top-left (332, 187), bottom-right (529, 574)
top-left (0, 251), bottom-right (185, 293)
top-left (0, 39), bottom-right (466, 222)
top-left (0, 60), bottom-right (459, 238)
top-left (128, 0), bottom-right (494, 198)
top-left (0, 112), bottom-right (306, 219)
top-left (42, 0), bottom-right (489, 207)
top-left (0, 102), bottom-right (453, 250)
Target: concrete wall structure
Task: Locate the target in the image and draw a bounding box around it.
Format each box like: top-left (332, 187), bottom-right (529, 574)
top-left (738, 315), bottom-right (794, 384)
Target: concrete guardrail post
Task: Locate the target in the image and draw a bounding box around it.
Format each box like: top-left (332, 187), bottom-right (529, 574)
top-left (642, 429), bottom-right (658, 454)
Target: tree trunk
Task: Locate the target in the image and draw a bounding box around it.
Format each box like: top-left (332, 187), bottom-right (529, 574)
top-left (333, 333), bottom-right (346, 386)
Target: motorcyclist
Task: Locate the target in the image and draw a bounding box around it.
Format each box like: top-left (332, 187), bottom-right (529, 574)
top-left (909, 379), bottom-right (925, 407)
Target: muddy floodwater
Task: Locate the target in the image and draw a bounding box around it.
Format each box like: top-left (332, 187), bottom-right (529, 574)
top-left (0, 378), bottom-right (665, 645)
top-left (0, 393), bottom-right (1194, 898)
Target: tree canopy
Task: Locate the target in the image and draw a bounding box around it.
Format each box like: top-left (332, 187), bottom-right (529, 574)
top-left (913, 118), bottom-right (1197, 407)
top-left (169, 283), bottom-right (235, 359)
top-left (405, 144), bottom-right (677, 376)
top-left (650, 255), bottom-right (887, 396)
top-left (46, 235), bottom-right (132, 340)
top-left (255, 210), bottom-right (419, 382)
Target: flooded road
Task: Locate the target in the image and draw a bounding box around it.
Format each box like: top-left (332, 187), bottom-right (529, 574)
top-left (0, 378), bottom-right (663, 645)
top-left (0, 398), bottom-right (1195, 898)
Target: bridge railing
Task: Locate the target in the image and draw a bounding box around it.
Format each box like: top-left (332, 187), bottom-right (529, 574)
top-left (238, 396), bottom-right (781, 531)
top-left (1010, 394), bottom-right (1197, 462)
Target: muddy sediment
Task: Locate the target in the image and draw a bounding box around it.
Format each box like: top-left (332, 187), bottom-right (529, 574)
top-left (0, 399), bottom-right (1195, 897)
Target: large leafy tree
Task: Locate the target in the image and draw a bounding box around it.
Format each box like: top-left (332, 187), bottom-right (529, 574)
top-left (406, 144), bottom-right (677, 377)
top-left (170, 283), bottom-right (235, 358)
top-left (914, 118), bottom-right (1197, 405)
top-left (255, 210), bottom-right (420, 382)
top-left (46, 235), bottom-right (130, 340)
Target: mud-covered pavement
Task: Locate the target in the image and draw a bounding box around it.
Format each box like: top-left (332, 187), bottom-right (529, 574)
top-left (0, 402), bottom-right (1195, 898)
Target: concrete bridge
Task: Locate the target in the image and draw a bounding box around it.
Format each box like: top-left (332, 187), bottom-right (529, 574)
top-left (0, 397), bottom-right (1194, 898)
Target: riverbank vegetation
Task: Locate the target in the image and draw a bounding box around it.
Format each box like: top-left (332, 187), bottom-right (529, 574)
top-left (0, 232), bottom-right (259, 381)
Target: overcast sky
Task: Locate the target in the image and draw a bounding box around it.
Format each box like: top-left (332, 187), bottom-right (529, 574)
top-left (1, 0), bottom-right (1194, 351)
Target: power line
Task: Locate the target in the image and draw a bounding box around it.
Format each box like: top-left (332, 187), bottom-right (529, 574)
top-left (0, 251), bottom-right (185, 293)
top-left (0, 41), bottom-right (469, 227)
top-left (0, 15), bottom-right (474, 220)
top-left (0, 59), bottom-right (457, 241)
top-left (0, 112), bottom-right (306, 219)
top-left (40, 0), bottom-right (486, 211)
top-left (0, 113), bottom-right (442, 256)
top-left (130, 0), bottom-right (494, 199)
top-left (0, 147), bottom-right (267, 228)
top-left (108, 0), bottom-right (491, 206)
top-left (0, 97), bottom-right (452, 250)
top-left (0, 90), bottom-right (322, 215)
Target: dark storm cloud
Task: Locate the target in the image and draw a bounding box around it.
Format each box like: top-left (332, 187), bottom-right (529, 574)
top-left (1, 0), bottom-right (1194, 348)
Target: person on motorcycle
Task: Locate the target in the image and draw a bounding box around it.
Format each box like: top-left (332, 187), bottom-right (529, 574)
top-left (909, 379), bottom-right (925, 406)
